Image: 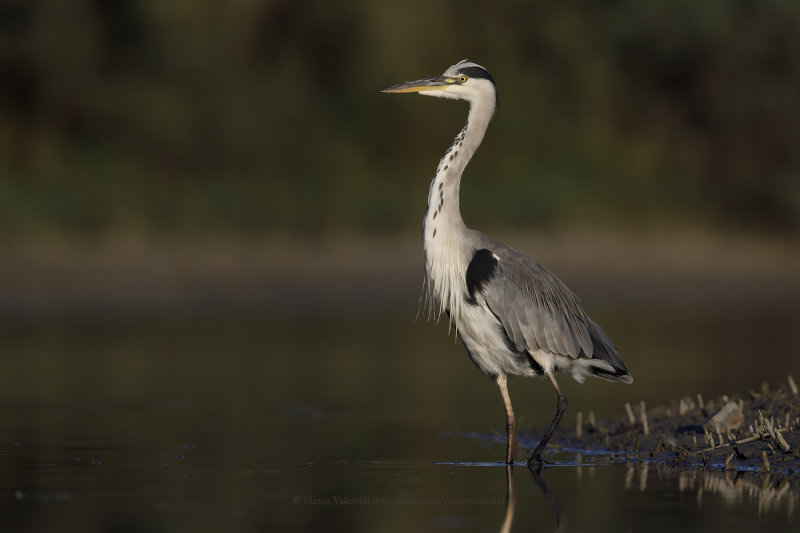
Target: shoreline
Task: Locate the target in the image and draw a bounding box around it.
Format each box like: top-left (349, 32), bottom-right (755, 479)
top-left (1, 229), bottom-right (798, 317)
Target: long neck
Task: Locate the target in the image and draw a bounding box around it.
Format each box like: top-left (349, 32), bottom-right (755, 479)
top-left (422, 99), bottom-right (495, 324)
top-left (425, 102), bottom-right (494, 231)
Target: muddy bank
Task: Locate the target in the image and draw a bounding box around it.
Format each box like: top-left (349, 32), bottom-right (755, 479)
top-left (538, 377), bottom-right (800, 486)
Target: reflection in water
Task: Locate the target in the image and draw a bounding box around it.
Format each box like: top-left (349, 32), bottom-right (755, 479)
top-left (501, 465), bottom-right (566, 533)
top-left (528, 466), bottom-right (567, 532)
top-left (624, 463), bottom-right (799, 516)
top-left (500, 461), bottom-right (797, 532)
top-left (499, 465), bottom-right (515, 533)
top-left (3, 316), bottom-right (799, 532)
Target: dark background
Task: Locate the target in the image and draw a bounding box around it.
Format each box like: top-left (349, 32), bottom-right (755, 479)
top-left (1, 0), bottom-right (799, 240)
top-left (2, 2), bottom-right (800, 532)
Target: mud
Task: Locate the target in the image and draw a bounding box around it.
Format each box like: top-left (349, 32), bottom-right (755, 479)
top-left (540, 377), bottom-right (800, 488)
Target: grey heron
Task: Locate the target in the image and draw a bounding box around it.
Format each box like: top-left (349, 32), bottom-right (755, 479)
top-left (383, 60), bottom-right (632, 466)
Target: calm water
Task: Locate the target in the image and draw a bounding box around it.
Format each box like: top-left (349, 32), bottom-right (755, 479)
top-left (1, 307), bottom-right (798, 532)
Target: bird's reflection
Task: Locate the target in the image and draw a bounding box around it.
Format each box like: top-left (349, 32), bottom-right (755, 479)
top-left (500, 464), bottom-right (566, 533)
top-left (528, 465), bottom-right (567, 531)
top-left (496, 456), bottom-right (798, 532)
top-left (499, 464), bottom-right (516, 533)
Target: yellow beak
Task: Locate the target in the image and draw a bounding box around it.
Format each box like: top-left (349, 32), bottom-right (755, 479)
top-left (382, 76), bottom-right (453, 94)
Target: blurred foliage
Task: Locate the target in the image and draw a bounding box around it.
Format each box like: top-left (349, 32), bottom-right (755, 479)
top-left (0, 0), bottom-right (799, 238)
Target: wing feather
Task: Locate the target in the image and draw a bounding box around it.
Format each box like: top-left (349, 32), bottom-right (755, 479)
top-left (464, 231), bottom-right (630, 379)
top-left (472, 239), bottom-right (601, 360)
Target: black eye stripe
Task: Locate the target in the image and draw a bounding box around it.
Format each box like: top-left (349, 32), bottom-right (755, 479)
top-left (452, 63), bottom-right (499, 112)
top-left (458, 66), bottom-right (495, 85)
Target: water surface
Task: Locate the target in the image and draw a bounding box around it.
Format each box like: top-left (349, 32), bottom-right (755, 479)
top-left (1, 310), bottom-right (798, 532)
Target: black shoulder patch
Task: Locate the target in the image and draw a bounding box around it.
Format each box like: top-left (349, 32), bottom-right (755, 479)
top-left (465, 248), bottom-right (498, 305)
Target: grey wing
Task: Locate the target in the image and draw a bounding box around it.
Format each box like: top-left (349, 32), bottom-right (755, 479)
top-left (482, 255), bottom-right (591, 358)
top-left (477, 244), bottom-right (630, 377)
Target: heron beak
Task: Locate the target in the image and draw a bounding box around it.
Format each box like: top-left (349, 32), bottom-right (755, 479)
top-left (382, 76), bottom-right (453, 94)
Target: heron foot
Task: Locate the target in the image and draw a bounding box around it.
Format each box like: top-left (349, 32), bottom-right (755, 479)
top-left (526, 449), bottom-right (544, 468)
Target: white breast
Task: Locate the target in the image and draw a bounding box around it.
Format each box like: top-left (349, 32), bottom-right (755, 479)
top-left (455, 293), bottom-right (540, 378)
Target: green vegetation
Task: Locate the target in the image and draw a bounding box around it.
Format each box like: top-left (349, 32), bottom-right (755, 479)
top-left (1, 0), bottom-right (799, 238)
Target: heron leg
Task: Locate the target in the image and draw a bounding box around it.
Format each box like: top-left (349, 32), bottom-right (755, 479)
top-left (528, 373), bottom-right (568, 467)
top-left (496, 373), bottom-right (518, 464)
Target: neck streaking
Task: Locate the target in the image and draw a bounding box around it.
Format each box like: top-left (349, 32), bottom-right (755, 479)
top-left (421, 99), bottom-right (495, 329)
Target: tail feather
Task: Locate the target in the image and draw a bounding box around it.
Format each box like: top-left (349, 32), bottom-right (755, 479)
top-left (588, 319), bottom-right (632, 383)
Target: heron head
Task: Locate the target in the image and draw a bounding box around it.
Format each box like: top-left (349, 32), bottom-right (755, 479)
top-left (382, 60), bottom-right (498, 111)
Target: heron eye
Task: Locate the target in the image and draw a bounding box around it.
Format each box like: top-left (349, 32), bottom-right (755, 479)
top-left (458, 75), bottom-right (468, 84)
